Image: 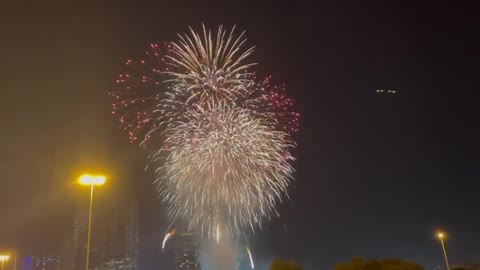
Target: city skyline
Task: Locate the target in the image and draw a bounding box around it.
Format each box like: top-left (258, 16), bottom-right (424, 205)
top-left (69, 198), bottom-right (139, 270)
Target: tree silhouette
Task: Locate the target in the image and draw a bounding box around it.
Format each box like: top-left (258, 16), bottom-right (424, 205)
top-left (333, 257), bottom-right (424, 270)
top-left (270, 258), bottom-right (303, 270)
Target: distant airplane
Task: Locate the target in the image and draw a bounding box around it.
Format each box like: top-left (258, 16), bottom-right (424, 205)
top-left (376, 89), bottom-right (397, 94)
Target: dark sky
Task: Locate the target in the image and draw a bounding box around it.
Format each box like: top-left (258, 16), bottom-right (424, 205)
top-left (1, 1), bottom-right (479, 270)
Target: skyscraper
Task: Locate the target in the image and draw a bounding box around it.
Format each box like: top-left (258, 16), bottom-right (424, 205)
top-left (70, 212), bottom-right (104, 270)
top-left (174, 233), bottom-right (201, 270)
top-left (70, 202), bottom-right (139, 270)
top-left (21, 256), bottom-right (33, 270)
top-left (58, 237), bottom-right (74, 270)
top-left (102, 205), bottom-right (139, 270)
top-left (71, 214), bottom-right (88, 270)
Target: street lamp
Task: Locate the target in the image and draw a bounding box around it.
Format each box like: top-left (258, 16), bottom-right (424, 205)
top-left (0, 255), bottom-right (9, 270)
top-left (79, 174), bottom-right (106, 270)
top-left (437, 232), bottom-right (450, 270)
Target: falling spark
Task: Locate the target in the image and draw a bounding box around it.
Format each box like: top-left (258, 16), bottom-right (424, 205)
top-left (162, 228), bottom-right (176, 250)
top-left (246, 246), bottom-right (255, 269)
top-left (216, 224), bottom-right (221, 243)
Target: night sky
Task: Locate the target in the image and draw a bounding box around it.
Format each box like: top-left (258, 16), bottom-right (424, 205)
top-left (1, 1), bottom-right (479, 270)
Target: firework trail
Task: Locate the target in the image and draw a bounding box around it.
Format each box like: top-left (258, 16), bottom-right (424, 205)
top-left (111, 25), bottom-right (299, 239)
top-left (162, 228), bottom-right (176, 250)
top-left (245, 246), bottom-right (255, 269)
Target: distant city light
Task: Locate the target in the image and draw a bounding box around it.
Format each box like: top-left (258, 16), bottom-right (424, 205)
top-left (174, 234), bottom-right (201, 270)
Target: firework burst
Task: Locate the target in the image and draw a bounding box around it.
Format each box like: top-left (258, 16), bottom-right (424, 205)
top-left (111, 25), bottom-right (299, 238)
top-left (166, 25), bottom-right (256, 105)
top-left (153, 101), bottom-right (294, 237)
top-left (109, 42), bottom-right (171, 144)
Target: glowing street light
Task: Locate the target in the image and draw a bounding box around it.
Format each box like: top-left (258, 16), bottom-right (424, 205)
top-left (79, 175), bottom-right (106, 186)
top-left (79, 174), bottom-right (106, 270)
top-left (0, 255), bottom-right (10, 270)
top-left (437, 232), bottom-right (450, 270)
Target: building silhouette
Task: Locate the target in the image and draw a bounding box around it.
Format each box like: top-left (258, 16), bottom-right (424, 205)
top-left (102, 205), bottom-right (139, 270)
top-left (69, 201), bottom-right (139, 270)
top-left (21, 255), bottom-right (60, 270)
top-left (71, 214), bottom-right (88, 270)
top-left (174, 233), bottom-right (202, 270)
top-left (58, 237), bottom-right (74, 270)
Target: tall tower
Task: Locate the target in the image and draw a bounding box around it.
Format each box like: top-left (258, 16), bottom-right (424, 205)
top-left (174, 233), bottom-right (202, 270)
top-left (103, 205), bottom-right (139, 270)
top-left (70, 185), bottom-right (139, 270)
top-left (58, 235), bottom-right (74, 270)
top-left (72, 214), bottom-right (88, 270)
top-left (71, 211), bottom-right (107, 270)
top-left (21, 256), bottom-right (33, 270)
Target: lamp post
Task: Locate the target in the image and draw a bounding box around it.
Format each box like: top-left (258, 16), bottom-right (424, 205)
top-left (0, 255), bottom-right (9, 270)
top-left (79, 174), bottom-right (106, 270)
top-left (437, 232), bottom-right (450, 270)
